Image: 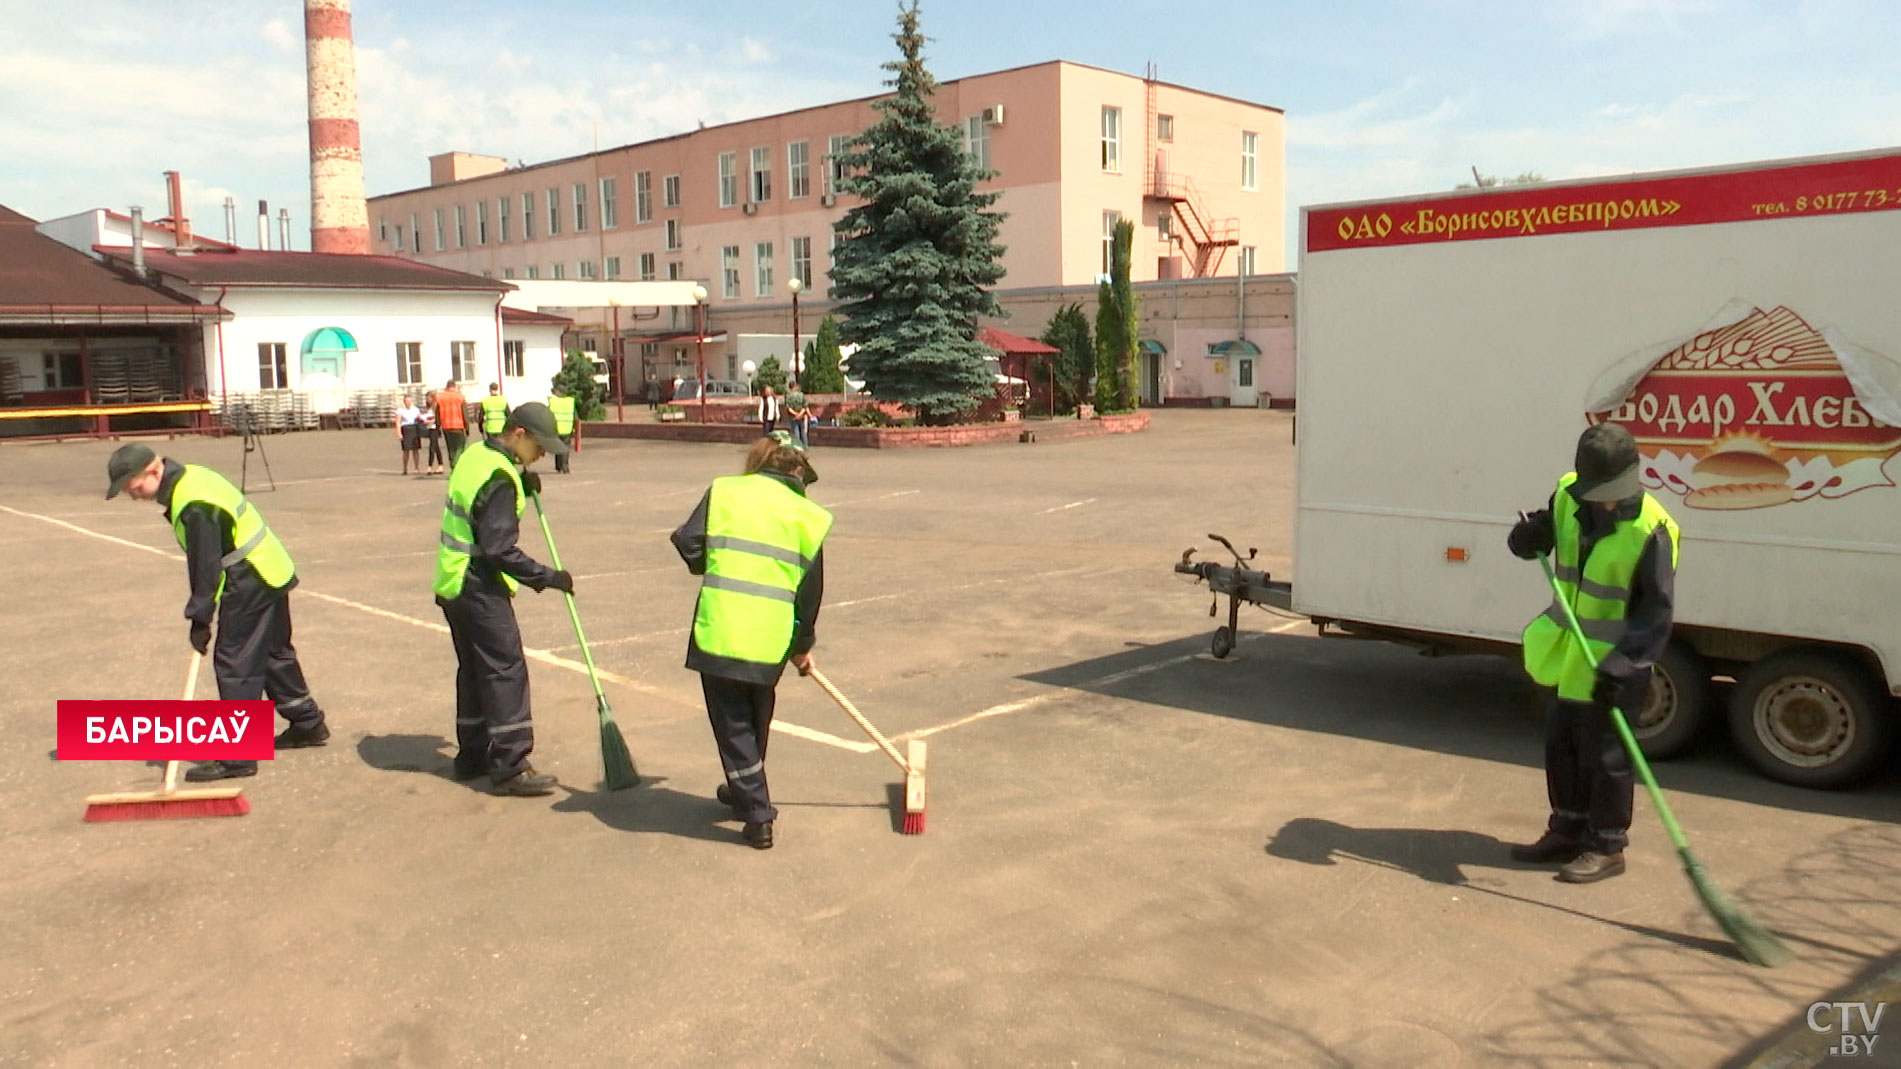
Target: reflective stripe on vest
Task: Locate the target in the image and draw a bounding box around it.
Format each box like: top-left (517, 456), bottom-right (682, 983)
top-left (692, 474), bottom-right (833, 666)
top-left (434, 441), bottom-right (524, 599)
top-left (1521, 472), bottom-right (1680, 701)
top-left (548, 394), bottom-right (576, 435)
top-left (480, 394), bottom-right (508, 435)
top-left (168, 465), bottom-right (296, 599)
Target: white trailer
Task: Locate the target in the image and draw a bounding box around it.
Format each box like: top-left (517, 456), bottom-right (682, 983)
top-left (1272, 148), bottom-right (1901, 788)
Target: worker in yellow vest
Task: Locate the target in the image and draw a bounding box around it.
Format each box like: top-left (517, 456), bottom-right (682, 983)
top-left (1507, 423), bottom-right (1679, 885)
top-left (670, 432), bottom-right (829, 850)
top-left (106, 444), bottom-right (331, 782)
top-left (547, 385), bottom-right (577, 475)
top-left (434, 402), bottom-right (573, 795)
top-left (479, 383), bottom-right (509, 437)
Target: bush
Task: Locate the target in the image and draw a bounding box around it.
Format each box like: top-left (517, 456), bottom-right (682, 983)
top-left (840, 406), bottom-right (895, 428)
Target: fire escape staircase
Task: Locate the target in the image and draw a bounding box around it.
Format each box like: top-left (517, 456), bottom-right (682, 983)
top-left (1143, 79), bottom-right (1238, 278)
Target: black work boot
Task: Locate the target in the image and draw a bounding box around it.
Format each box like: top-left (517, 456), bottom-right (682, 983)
top-left (275, 722), bottom-right (331, 749)
top-left (1557, 851), bottom-right (1626, 883)
top-left (715, 784), bottom-right (744, 812)
top-left (1510, 831), bottom-right (1587, 864)
top-left (492, 767), bottom-right (557, 797)
top-left (742, 821), bottom-right (774, 850)
top-left (184, 761), bottom-right (259, 783)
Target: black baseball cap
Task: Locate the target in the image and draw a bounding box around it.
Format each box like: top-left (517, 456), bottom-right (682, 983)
top-left (105, 443), bottom-right (157, 499)
top-left (1574, 423), bottom-right (1642, 502)
top-left (505, 401), bottom-right (570, 456)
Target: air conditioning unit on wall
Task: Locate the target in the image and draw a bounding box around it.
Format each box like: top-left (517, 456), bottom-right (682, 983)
top-left (820, 194), bottom-right (837, 208)
top-left (742, 202), bottom-right (758, 215)
top-left (982, 104), bottom-right (1006, 126)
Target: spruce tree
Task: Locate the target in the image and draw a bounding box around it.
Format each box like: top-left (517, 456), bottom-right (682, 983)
top-left (801, 315), bottom-right (846, 394)
top-left (1038, 303), bottom-right (1092, 414)
top-left (1094, 219), bottom-right (1138, 411)
top-left (829, 1), bottom-right (1007, 424)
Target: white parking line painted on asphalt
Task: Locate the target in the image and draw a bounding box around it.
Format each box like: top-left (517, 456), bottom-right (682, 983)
top-left (0, 505), bottom-right (180, 559)
top-left (827, 565), bottom-right (1093, 609)
top-left (899, 617), bottom-right (1310, 741)
top-left (1036, 498), bottom-right (1097, 515)
top-left (821, 489), bottom-right (920, 508)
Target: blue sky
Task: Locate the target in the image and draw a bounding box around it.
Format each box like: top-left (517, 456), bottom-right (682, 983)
top-left (4, 0), bottom-right (1898, 266)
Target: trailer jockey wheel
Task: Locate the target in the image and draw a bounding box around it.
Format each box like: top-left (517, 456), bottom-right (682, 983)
top-left (1211, 626), bottom-right (1235, 659)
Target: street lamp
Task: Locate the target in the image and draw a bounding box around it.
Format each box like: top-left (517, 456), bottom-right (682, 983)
top-left (691, 283), bottom-right (710, 423)
top-left (787, 276), bottom-right (803, 381)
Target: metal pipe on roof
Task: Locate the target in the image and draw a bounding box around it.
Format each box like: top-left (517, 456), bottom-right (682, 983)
top-left (223, 197), bottom-right (237, 243)
top-left (129, 207), bottom-right (146, 278)
top-left (278, 209), bottom-right (291, 251)
top-left (164, 170), bottom-right (192, 250)
top-left (257, 200), bottom-right (269, 250)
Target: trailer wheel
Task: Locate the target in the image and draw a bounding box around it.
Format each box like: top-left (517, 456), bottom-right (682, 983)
top-left (1630, 643), bottom-right (1710, 760)
top-left (1211, 626), bottom-right (1235, 659)
top-left (1728, 650), bottom-right (1894, 789)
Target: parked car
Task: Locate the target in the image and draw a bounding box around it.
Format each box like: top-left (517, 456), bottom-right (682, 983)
top-left (671, 379), bottom-right (751, 401)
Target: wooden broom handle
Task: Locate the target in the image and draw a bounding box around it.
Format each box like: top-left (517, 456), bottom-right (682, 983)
top-left (162, 649), bottom-right (205, 796)
top-left (808, 668), bottom-right (911, 774)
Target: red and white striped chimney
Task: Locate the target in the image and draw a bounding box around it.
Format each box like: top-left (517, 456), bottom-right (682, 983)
top-left (304, 0), bottom-right (370, 254)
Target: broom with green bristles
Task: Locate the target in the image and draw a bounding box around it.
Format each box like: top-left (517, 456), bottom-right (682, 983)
top-left (1537, 553), bottom-right (1789, 967)
top-left (530, 491), bottom-right (640, 791)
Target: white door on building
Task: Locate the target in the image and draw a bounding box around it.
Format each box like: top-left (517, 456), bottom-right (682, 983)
top-left (1229, 355), bottom-right (1258, 408)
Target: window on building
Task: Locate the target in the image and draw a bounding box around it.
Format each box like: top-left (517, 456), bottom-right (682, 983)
top-left (605, 256), bottom-right (621, 279)
top-left (601, 176), bottom-right (618, 229)
top-left (547, 188), bottom-right (561, 235)
top-left (664, 218), bottom-right (682, 251)
top-left (788, 141), bottom-right (810, 199)
top-left (455, 204), bottom-right (467, 248)
top-left (480, 270), bottom-right (493, 279)
top-left (392, 224), bottom-right (404, 250)
top-left (721, 245), bottom-right (740, 299)
top-left (790, 235), bottom-right (812, 288)
top-left (965, 115), bottom-right (990, 171)
top-left (522, 193), bottom-right (535, 240)
top-left (476, 200), bottom-right (488, 245)
top-left (750, 146), bottom-right (771, 203)
top-left (572, 183), bottom-right (588, 232)
top-left (1238, 246), bottom-right (1257, 276)
top-left (451, 340), bottom-right (477, 381)
top-left (39, 351), bottom-right (81, 389)
top-left (395, 341), bottom-right (423, 385)
top-left (579, 260), bottom-right (596, 279)
top-left (754, 241), bottom-right (774, 297)
top-left (1101, 106), bottom-right (1121, 172)
top-left (1102, 210), bottom-right (1121, 276)
top-left (666, 261), bottom-right (683, 280)
top-left (1158, 212), bottom-right (1173, 242)
top-left (378, 217), bottom-right (388, 242)
top-left (503, 340), bottom-right (525, 377)
top-left (434, 209), bottom-right (445, 251)
top-left (663, 173), bottom-right (680, 207)
top-left (1242, 130), bottom-right (1258, 190)
top-left (411, 212), bottom-right (421, 252)
top-left (638, 252), bottom-right (655, 280)
top-left (552, 263), bottom-right (566, 280)
top-left (498, 197), bottom-right (510, 243)
top-left (1157, 114), bottom-right (1174, 142)
top-left (633, 172), bottom-right (650, 223)
top-left (503, 267), bottom-right (516, 280)
top-left (1238, 358), bottom-right (1253, 387)
top-left (828, 231), bottom-right (839, 272)
top-left (827, 135), bottom-right (850, 194)
top-left (718, 152), bottom-right (737, 208)
top-left (526, 265), bottom-right (539, 279)
top-left (257, 343), bottom-right (288, 389)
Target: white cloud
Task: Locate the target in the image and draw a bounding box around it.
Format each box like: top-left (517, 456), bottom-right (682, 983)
top-left (260, 18), bottom-right (295, 52)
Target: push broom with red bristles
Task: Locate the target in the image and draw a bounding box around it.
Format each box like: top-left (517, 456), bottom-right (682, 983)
top-left (83, 651), bottom-right (251, 823)
top-left (809, 668), bottom-right (926, 834)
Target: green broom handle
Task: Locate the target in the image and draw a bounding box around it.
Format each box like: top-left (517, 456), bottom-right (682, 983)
top-left (529, 490), bottom-right (609, 705)
top-left (1537, 553), bottom-right (1693, 855)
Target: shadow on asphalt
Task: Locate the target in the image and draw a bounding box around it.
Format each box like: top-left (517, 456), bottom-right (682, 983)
top-left (1265, 817), bottom-right (1743, 961)
top-left (1019, 629), bottom-right (1901, 823)
top-left (1474, 823), bottom-right (1901, 1068)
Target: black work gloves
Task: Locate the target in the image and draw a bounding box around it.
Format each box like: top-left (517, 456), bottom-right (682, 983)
top-left (1508, 513), bottom-right (1555, 560)
top-left (1592, 669), bottom-right (1623, 709)
top-left (521, 471), bottom-right (543, 498)
top-left (189, 620), bottom-right (212, 655)
top-left (547, 570), bottom-right (574, 595)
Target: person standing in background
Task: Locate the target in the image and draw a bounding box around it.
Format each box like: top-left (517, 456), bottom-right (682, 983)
top-left (435, 379), bottom-right (468, 465)
top-left (548, 385), bottom-right (577, 475)
top-left (396, 394), bottom-right (424, 475)
top-left (756, 384), bottom-right (780, 437)
top-left (422, 398), bottom-right (444, 475)
top-left (784, 379), bottom-right (811, 450)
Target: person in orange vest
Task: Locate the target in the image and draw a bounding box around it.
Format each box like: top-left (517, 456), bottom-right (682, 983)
top-left (435, 379), bottom-right (469, 464)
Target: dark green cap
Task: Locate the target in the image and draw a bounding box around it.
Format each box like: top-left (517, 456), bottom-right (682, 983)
top-left (105, 443), bottom-right (157, 499)
top-left (505, 401), bottom-right (571, 457)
